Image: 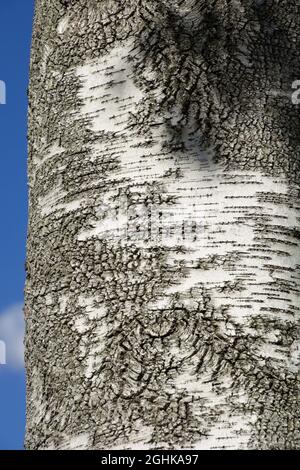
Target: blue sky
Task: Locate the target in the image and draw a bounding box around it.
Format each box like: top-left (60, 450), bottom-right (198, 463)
top-left (0, 0), bottom-right (35, 450)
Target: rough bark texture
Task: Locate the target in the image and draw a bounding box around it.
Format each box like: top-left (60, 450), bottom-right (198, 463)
top-left (25, 0), bottom-right (300, 449)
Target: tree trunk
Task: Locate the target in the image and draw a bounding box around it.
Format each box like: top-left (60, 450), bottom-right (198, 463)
top-left (25, 0), bottom-right (300, 450)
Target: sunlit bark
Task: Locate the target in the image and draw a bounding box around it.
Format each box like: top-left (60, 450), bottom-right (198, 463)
top-left (25, 0), bottom-right (300, 449)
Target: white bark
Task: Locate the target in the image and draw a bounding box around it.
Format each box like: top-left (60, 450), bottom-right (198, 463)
top-left (25, 0), bottom-right (300, 449)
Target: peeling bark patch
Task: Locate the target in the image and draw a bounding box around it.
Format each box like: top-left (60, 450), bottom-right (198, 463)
top-left (57, 15), bottom-right (69, 35)
top-left (76, 44), bottom-right (144, 133)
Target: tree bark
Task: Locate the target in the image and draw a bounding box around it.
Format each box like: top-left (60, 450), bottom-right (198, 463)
top-left (25, 0), bottom-right (300, 449)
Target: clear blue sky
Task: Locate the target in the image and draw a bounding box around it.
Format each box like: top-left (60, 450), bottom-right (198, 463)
top-left (0, 0), bottom-right (35, 450)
